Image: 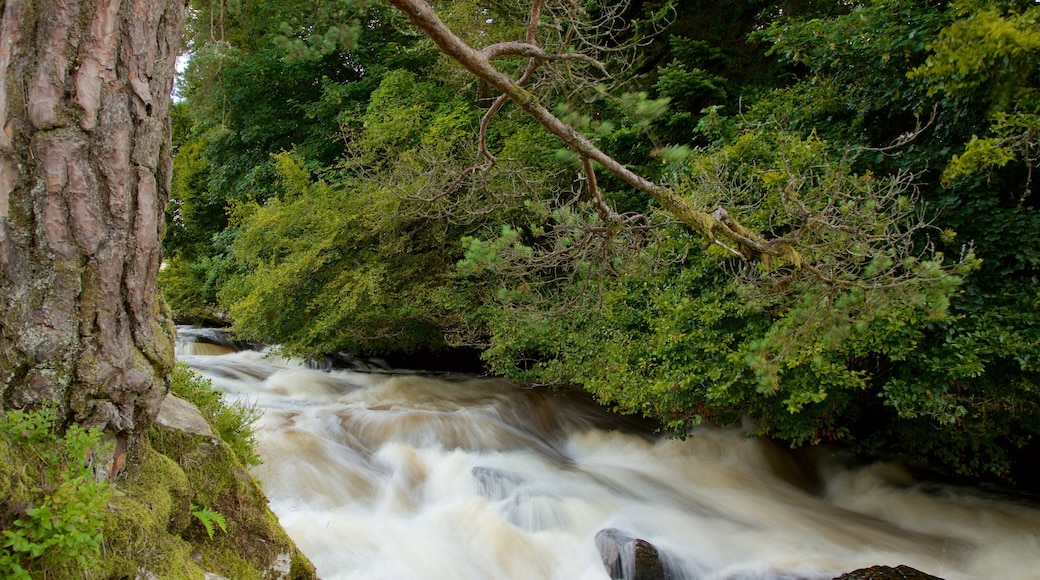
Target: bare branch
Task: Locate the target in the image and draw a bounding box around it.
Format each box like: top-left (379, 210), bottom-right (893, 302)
top-left (476, 1), bottom-right (544, 174)
top-left (581, 156), bottom-right (616, 222)
top-left (477, 95), bottom-right (508, 166)
top-left (526, 0), bottom-right (543, 44)
top-left (856, 104), bottom-right (939, 155)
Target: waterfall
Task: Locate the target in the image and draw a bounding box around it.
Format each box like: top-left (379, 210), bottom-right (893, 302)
top-left (178, 343), bottom-right (1040, 580)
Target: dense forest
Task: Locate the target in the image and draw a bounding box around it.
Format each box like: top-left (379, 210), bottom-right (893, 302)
top-left (163, 0), bottom-right (1039, 483)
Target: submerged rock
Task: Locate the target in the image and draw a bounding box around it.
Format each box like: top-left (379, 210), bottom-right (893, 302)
top-left (472, 466), bottom-right (525, 501)
top-left (630, 538), bottom-right (667, 580)
top-left (834, 565), bottom-right (945, 579)
top-left (473, 466), bottom-right (571, 532)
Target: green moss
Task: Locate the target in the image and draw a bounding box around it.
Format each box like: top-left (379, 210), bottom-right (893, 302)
top-left (0, 433), bottom-right (17, 502)
top-left (145, 423), bottom-right (315, 579)
top-left (2, 379), bottom-right (314, 579)
top-left (101, 439), bottom-right (210, 579)
top-left (94, 423), bottom-right (316, 580)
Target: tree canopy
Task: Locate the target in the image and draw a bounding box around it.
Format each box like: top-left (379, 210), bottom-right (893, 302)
top-left (163, 0), bottom-right (1039, 481)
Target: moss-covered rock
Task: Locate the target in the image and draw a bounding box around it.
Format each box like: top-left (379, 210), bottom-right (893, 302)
top-left (101, 441), bottom-right (199, 578)
top-left (98, 399), bottom-right (316, 580)
top-left (2, 380), bottom-right (313, 579)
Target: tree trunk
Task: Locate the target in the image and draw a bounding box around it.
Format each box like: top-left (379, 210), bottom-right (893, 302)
top-left (0, 0), bottom-right (184, 433)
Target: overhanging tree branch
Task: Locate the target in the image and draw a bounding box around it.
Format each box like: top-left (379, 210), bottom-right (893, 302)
top-left (480, 41), bottom-right (604, 69)
top-left (387, 0), bottom-right (799, 265)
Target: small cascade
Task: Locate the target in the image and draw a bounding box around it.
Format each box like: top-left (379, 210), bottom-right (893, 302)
top-left (174, 326), bottom-right (243, 356)
top-left (175, 335), bottom-right (1040, 580)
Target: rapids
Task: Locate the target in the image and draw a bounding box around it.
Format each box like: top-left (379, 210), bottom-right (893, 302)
top-left (177, 333), bottom-right (1040, 580)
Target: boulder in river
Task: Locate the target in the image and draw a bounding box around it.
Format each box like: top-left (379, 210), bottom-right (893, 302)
top-left (834, 564), bottom-right (945, 579)
top-left (595, 528), bottom-right (672, 580)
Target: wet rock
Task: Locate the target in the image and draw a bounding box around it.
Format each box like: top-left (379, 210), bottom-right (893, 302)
top-left (630, 539), bottom-right (667, 580)
top-left (175, 326), bottom-right (252, 351)
top-left (595, 528), bottom-right (669, 580)
top-left (834, 565), bottom-right (945, 580)
top-left (596, 528), bottom-right (630, 578)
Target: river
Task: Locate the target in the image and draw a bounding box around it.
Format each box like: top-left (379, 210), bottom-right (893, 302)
top-left (176, 331), bottom-right (1040, 580)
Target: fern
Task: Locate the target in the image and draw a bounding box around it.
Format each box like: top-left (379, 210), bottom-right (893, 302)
top-left (190, 505), bottom-right (227, 539)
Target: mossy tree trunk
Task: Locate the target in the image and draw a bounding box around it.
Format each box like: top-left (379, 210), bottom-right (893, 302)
top-left (0, 0), bottom-right (184, 433)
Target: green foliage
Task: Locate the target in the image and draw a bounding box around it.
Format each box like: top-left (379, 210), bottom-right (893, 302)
top-left (0, 408), bottom-right (112, 578)
top-left (910, 2), bottom-right (1040, 98)
top-left (457, 0), bottom-right (1039, 476)
top-left (476, 122), bottom-right (979, 449)
top-left (360, 70), bottom-right (449, 159)
top-left (169, 0), bottom-right (1040, 482)
top-left (159, 255), bottom-right (235, 326)
top-left (615, 92), bottom-right (673, 132)
top-left (220, 151), bottom-right (462, 355)
top-left (165, 1), bottom-right (433, 323)
top-left (479, 240), bottom-right (761, 431)
top-left (714, 0), bottom-right (1040, 478)
top-left (170, 364), bottom-right (261, 467)
top-left (190, 505), bottom-right (228, 540)
top-left (941, 134), bottom-right (1016, 183)
top-left (908, 2), bottom-right (1040, 185)
top-left (653, 45), bottom-right (727, 131)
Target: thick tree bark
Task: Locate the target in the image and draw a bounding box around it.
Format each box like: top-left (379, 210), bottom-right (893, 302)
top-left (0, 0), bottom-right (184, 432)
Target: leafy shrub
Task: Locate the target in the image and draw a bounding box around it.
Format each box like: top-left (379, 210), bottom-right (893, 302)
top-left (0, 408), bottom-right (112, 578)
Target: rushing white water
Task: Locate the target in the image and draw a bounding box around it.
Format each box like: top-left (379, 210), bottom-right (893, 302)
top-left (178, 341), bottom-right (1040, 580)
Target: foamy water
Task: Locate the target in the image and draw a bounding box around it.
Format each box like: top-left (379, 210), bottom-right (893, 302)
top-left (179, 345), bottom-right (1040, 580)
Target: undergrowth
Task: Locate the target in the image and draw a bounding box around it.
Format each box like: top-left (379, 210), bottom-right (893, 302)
top-left (169, 363), bottom-right (262, 466)
top-left (0, 367), bottom-right (290, 578)
top-left (191, 504), bottom-right (228, 539)
top-left (0, 408), bottom-right (112, 578)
